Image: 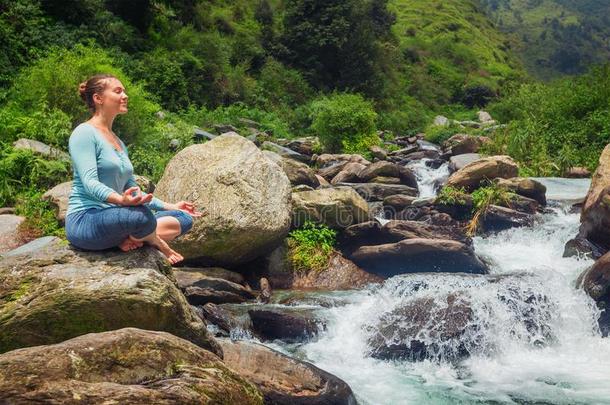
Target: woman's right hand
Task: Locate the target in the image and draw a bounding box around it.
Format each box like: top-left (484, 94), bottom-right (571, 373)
top-left (121, 186), bottom-right (153, 206)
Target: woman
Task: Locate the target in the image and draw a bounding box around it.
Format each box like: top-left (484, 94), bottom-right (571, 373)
top-left (65, 74), bottom-right (199, 264)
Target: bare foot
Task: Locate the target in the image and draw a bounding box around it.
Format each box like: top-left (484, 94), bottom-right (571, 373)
top-left (118, 236), bottom-right (144, 252)
top-left (153, 237), bottom-right (184, 264)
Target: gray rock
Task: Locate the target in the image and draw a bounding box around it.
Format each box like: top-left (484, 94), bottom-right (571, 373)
top-left (155, 133), bottom-right (292, 266)
top-left (262, 141), bottom-right (310, 163)
top-left (477, 111), bottom-right (493, 123)
top-left (13, 138), bottom-right (69, 161)
top-left (42, 181), bottom-right (72, 224)
top-left (173, 269), bottom-right (256, 305)
top-left (433, 115), bottom-right (449, 126)
top-left (0, 214), bottom-right (25, 254)
top-left (193, 127), bottom-right (217, 141)
top-left (449, 153), bottom-right (481, 171)
top-left (292, 186), bottom-right (370, 229)
top-left (335, 182), bottom-right (418, 201)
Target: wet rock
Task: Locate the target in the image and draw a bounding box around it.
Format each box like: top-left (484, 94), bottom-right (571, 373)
top-left (13, 138), bottom-right (69, 161)
top-left (571, 144), bottom-right (610, 254)
top-left (495, 177), bottom-right (547, 206)
top-left (563, 237), bottom-right (605, 259)
top-left (336, 182), bottom-right (418, 202)
top-left (446, 155), bottom-right (519, 191)
top-left (0, 237), bottom-right (220, 356)
top-left (577, 252), bottom-right (610, 335)
top-left (350, 238), bottom-right (488, 277)
top-left (480, 205), bottom-right (535, 232)
top-left (358, 161), bottom-right (418, 189)
top-left (220, 339), bottom-right (356, 405)
top-left (258, 277), bottom-right (272, 303)
top-left (392, 149), bottom-right (439, 165)
top-left (248, 309), bottom-right (320, 343)
top-left (155, 133), bottom-right (292, 266)
top-left (383, 194), bottom-right (418, 210)
top-left (174, 269), bottom-right (256, 305)
top-left (387, 144), bottom-right (420, 159)
top-left (367, 294), bottom-right (473, 361)
top-left (0, 328), bottom-right (263, 404)
top-left (42, 181), bottom-right (72, 224)
top-left (0, 214), bottom-right (25, 254)
top-left (201, 303), bottom-right (240, 334)
top-left (174, 266), bottom-right (245, 284)
top-left (292, 186), bottom-right (370, 229)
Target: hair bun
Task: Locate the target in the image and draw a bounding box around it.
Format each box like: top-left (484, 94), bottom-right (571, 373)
top-left (78, 82), bottom-right (87, 96)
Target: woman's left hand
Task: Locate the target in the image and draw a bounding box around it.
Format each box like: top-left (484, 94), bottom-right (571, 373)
top-left (170, 201), bottom-right (204, 217)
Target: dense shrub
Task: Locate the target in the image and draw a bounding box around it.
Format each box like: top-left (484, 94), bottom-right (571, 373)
top-left (309, 93), bottom-right (379, 154)
top-left (287, 221), bottom-right (337, 274)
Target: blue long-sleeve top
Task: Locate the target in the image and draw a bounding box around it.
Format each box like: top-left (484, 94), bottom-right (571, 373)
top-left (66, 123), bottom-right (166, 216)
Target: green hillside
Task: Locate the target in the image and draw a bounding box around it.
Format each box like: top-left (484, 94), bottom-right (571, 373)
top-left (480, 0), bottom-right (610, 79)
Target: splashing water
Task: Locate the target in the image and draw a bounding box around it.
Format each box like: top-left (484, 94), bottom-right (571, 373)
top-left (407, 159), bottom-right (450, 198)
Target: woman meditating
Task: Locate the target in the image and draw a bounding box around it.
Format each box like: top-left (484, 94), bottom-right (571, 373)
top-left (65, 74), bottom-right (200, 264)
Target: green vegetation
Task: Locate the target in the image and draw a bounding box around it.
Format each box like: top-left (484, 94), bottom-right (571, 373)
top-left (287, 221), bottom-right (337, 274)
top-left (487, 65), bottom-right (610, 176)
top-left (14, 190), bottom-right (66, 240)
top-left (480, 0), bottom-right (610, 79)
top-left (436, 186), bottom-right (469, 206)
top-left (467, 183), bottom-right (516, 235)
top-left (310, 93), bottom-right (379, 155)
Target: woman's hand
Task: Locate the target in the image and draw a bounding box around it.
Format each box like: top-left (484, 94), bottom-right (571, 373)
top-left (121, 186), bottom-right (153, 206)
top-left (169, 201), bottom-right (204, 217)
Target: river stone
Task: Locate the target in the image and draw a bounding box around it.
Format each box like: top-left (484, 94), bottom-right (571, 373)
top-left (449, 153), bottom-right (481, 171)
top-left (0, 214), bottom-right (25, 254)
top-left (495, 177), bottom-right (547, 206)
top-left (42, 180), bottom-right (72, 224)
top-left (358, 161), bottom-right (418, 189)
top-left (350, 238), bottom-right (488, 277)
top-left (336, 182), bottom-right (418, 202)
top-left (174, 266), bottom-right (245, 284)
top-left (446, 155), bottom-right (519, 191)
top-left (565, 166), bottom-right (591, 178)
top-left (330, 162), bottom-right (367, 185)
top-left (369, 176), bottom-right (401, 185)
top-left (480, 205), bottom-right (535, 232)
top-left (369, 145), bottom-right (388, 160)
top-left (291, 252), bottom-right (382, 290)
top-left (573, 144), bottom-right (610, 253)
top-left (13, 138), bottom-right (69, 161)
top-left (0, 328), bottom-right (262, 404)
top-left (173, 269), bottom-right (256, 305)
top-left (280, 137), bottom-right (320, 156)
top-left (292, 186), bottom-right (370, 229)
top-left (315, 153), bottom-right (370, 168)
top-left (263, 150), bottom-right (320, 188)
top-left (201, 303), bottom-right (240, 334)
top-left (0, 237), bottom-right (220, 356)
top-left (383, 194), bottom-right (418, 210)
top-left (248, 309), bottom-right (320, 343)
top-left (155, 133), bottom-right (292, 266)
top-left (220, 340), bottom-right (357, 405)
top-left (366, 294), bottom-right (473, 361)
top-left (442, 134), bottom-right (490, 156)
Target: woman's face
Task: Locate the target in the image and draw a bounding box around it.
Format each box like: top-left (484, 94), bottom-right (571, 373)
top-left (95, 78), bottom-right (128, 115)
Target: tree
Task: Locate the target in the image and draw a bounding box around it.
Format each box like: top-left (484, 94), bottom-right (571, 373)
top-left (279, 0), bottom-right (396, 99)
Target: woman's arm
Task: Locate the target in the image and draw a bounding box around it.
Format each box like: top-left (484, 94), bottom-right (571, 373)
top-left (124, 176), bottom-right (166, 210)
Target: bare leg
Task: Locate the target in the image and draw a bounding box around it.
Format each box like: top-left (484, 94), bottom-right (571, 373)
top-left (155, 216), bottom-right (182, 241)
top-left (131, 230), bottom-right (184, 264)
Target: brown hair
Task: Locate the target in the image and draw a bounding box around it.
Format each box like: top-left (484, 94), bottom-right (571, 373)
top-left (79, 74), bottom-right (117, 112)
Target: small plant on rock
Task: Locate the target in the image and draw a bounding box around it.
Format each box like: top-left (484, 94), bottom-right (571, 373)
top-left (436, 185), bottom-right (468, 206)
top-left (287, 221), bottom-right (337, 274)
top-left (466, 183), bottom-right (516, 235)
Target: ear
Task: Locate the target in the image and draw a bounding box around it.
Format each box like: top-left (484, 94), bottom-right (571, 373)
top-left (92, 92), bottom-right (104, 105)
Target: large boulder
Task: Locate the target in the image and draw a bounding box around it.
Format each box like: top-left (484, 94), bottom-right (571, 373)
top-left (449, 153), bottom-right (481, 171)
top-left (0, 237), bottom-right (220, 356)
top-left (263, 151), bottom-right (320, 188)
top-left (330, 162), bottom-right (367, 185)
top-left (366, 294), bottom-right (473, 361)
top-left (446, 155), bottom-right (519, 191)
top-left (573, 144), bottom-right (610, 253)
top-left (0, 214), bottom-right (24, 254)
top-left (315, 153), bottom-right (370, 168)
top-left (42, 180), bottom-right (72, 224)
top-left (292, 186), bottom-right (370, 229)
top-left (0, 328), bottom-right (263, 404)
top-left (350, 238), bottom-right (488, 277)
top-left (577, 252), bottom-right (610, 335)
top-left (220, 340), bottom-right (357, 405)
top-left (480, 205), bottom-right (535, 232)
top-left (357, 161), bottom-right (418, 189)
top-left (248, 309), bottom-right (320, 343)
top-left (155, 133), bottom-right (292, 266)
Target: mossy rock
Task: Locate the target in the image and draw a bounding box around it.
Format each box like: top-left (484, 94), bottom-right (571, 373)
top-left (0, 237), bottom-right (220, 355)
